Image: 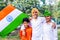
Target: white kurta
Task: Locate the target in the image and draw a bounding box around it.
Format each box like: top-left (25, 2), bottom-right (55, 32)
top-left (43, 22), bottom-right (55, 40)
top-left (49, 21), bottom-right (58, 40)
top-left (50, 21), bottom-right (58, 40)
top-left (53, 26), bottom-right (58, 40)
top-left (30, 17), bottom-right (45, 40)
top-left (20, 17), bottom-right (57, 40)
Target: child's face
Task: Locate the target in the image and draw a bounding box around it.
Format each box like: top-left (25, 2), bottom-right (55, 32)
top-left (45, 16), bottom-right (51, 22)
top-left (23, 21), bottom-right (29, 28)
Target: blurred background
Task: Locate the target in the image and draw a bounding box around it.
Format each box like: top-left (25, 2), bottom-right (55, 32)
top-left (0, 0), bottom-right (60, 40)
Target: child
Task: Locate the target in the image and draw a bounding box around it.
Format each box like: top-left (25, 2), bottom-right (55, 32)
top-left (20, 18), bottom-right (32, 40)
top-left (43, 10), bottom-right (56, 40)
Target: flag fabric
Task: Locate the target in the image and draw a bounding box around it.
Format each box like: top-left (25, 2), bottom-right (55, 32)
top-left (0, 5), bottom-right (29, 37)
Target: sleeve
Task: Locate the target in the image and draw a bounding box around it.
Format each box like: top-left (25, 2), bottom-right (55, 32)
top-left (53, 26), bottom-right (58, 40)
top-left (19, 25), bottom-right (25, 39)
top-left (41, 17), bottom-right (46, 23)
top-left (20, 30), bottom-right (23, 38)
top-left (20, 30), bottom-right (27, 40)
top-left (51, 20), bottom-right (58, 40)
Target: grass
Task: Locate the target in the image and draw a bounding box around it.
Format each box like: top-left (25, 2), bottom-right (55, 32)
top-left (0, 35), bottom-right (20, 40)
top-left (0, 29), bottom-right (60, 40)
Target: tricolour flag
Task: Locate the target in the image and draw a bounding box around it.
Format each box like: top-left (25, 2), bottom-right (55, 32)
top-left (0, 5), bottom-right (29, 37)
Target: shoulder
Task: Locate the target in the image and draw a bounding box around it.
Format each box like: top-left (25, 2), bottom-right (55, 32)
top-left (29, 27), bottom-right (32, 30)
top-left (51, 20), bottom-right (55, 22)
top-left (51, 22), bottom-right (56, 25)
top-left (38, 16), bottom-right (45, 20)
top-left (28, 27), bottom-right (32, 31)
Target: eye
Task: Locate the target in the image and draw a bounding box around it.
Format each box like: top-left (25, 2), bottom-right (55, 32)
top-left (35, 11), bottom-right (38, 13)
top-left (33, 11), bottom-right (38, 13)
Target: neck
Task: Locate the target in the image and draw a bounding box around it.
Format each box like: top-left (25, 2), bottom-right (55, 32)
top-left (32, 16), bottom-right (38, 19)
top-left (25, 26), bottom-right (29, 29)
top-left (46, 21), bottom-right (51, 24)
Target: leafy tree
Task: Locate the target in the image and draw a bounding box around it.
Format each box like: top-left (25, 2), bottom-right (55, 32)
top-left (12, 0), bottom-right (42, 14)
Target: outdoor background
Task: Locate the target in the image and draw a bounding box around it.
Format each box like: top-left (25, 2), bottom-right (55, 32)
top-left (0, 0), bottom-right (60, 40)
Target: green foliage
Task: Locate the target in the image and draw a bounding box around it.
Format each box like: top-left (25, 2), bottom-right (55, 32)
top-left (12, 0), bottom-right (41, 13)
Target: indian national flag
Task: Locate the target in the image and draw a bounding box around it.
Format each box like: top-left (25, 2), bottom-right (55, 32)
top-left (0, 5), bottom-right (29, 37)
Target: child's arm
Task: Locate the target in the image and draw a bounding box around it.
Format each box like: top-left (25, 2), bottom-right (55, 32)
top-left (20, 30), bottom-right (23, 38)
top-left (20, 30), bottom-right (26, 39)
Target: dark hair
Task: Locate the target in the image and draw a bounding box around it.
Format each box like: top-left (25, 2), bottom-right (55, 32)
top-left (22, 18), bottom-right (30, 23)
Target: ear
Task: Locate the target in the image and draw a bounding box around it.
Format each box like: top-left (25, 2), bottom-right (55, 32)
top-left (50, 16), bottom-right (52, 19)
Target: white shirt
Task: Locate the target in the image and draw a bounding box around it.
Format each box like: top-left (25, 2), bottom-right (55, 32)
top-left (53, 25), bottom-right (58, 40)
top-left (30, 17), bottom-right (45, 40)
top-left (42, 22), bottom-right (55, 40)
top-left (20, 17), bottom-right (58, 40)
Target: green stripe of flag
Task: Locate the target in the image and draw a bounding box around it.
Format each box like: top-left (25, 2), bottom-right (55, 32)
top-left (0, 13), bottom-right (29, 37)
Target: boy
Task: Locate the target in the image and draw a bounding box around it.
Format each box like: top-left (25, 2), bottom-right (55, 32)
top-left (20, 18), bottom-right (32, 40)
top-left (43, 10), bottom-right (56, 40)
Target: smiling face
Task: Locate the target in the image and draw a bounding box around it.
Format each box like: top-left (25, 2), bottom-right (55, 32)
top-left (45, 16), bottom-right (51, 22)
top-left (23, 21), bottom-right (29, 28)
top-left (31, 8), bottom-right (39, 19)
